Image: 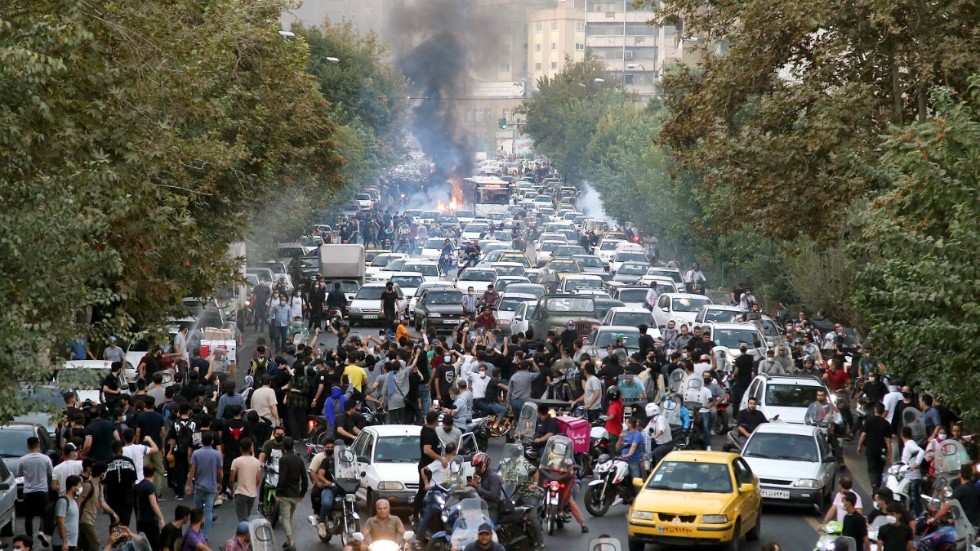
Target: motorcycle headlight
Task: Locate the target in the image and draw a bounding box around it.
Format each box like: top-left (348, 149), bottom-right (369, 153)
top-left (441, 512), bottom-right (449, 524)
top-left (793, 479), bottom-right (818, 488)
top-left (631, 510), bottom-right (654, 520)
top-left (345, 494), bottom-right (357, 503)
top-left (594, 463), bottom-right (609, 475)
top-left (377, 481), bottom-right (405, 491)
top-left (702, 514), bottom-right (729, 524)
top-left (498, 319), bottom-right (510, 325)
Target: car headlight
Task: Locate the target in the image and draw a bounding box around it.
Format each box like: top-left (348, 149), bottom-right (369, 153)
top-left (377, 481), bottom-right (405, 491)
top-left (428, 313), bottom-right (442, 318)
top-left (828, 393), bottom-right (838, 405)
top-left (793, 479), bottom-right (818, 488)
top-left (702, 514), bottom-right (729, 524)
top-left (350, 307), bottom-right (361, 314)
top-left (631, 510), bottom-right (654, 520)
top-left (498, 319), bottom-right (510, 325)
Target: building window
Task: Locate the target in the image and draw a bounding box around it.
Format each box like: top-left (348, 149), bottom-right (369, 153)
top-left (576, 21), bottom-right (586, 32)
top-left (588, 23), bottom-right (624, 36)
top-left (623, 74), bottom-right (635, 85)
top-left (551, 21), bottom-right (559, 31)
top-left (575, 42), bottom-right (585, 51)
top-left (474, 109), bottom-right (484, 123)
top-left (551, 42), bottom-right (558, 51)
top-left (535, 43), bottom-right (542, 52)
top-left (535, 62), bottom-right (542, 71)
top-left (625, 23), bottom-right (657, 36)
top-left (550, 61), bottom-right (558, 70)
top-left (500, 63), bottom-right (510, 72)
top-left (535, 21), bottom-right (543, 32)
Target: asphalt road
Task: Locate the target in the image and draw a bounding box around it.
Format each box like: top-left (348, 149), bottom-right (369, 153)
top-left (7, 321), bottom-right (880, 551)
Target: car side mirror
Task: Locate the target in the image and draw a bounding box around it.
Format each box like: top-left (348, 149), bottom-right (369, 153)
top-left (341, 450), bottom-right (355, 463)
top-left (632, 477), bottom-right (645, 489)
top-left (823, 453), bottom-right (836, 463)
top-left (0, 483), bottom-right (9, 491)
top-left (449, 461), bottom-right (462, 474)
top-left (739, 483), bottom-right (755, 494)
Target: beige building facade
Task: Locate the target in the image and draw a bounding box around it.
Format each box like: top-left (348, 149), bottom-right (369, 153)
top-left (527, 0), bottom-right (587, 90)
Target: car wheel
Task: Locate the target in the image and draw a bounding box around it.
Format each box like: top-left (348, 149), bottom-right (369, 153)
top-left (627, 537), bottom-right (646, 551)
top-left (747, 513), bottom-right (761, 541)
top-left (814, 482), bottom-right (829, 513)
top-left (724, 520), bottom-right (742, 551)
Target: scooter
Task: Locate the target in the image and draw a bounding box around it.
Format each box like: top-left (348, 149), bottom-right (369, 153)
top-left (259, 465), bottom-right (280, 527)
top-left (882, 463), bottom-right (912, 509)
top-left (311, 480), bottom-right (361, 545)
top-left (351, 530), bottom-right (416, 551)
top-left (585, 454), bottom-right (634, 517)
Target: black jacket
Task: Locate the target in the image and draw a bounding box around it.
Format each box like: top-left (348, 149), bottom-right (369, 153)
top-left (277, 452), bottom-right (309, 498)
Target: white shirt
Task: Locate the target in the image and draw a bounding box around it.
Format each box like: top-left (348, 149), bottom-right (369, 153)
top-left (123, 443), bottom-right (153, 481)
top-left (288, 296), bottom-right (304, 319)
top-left (830, 491), bottom-right (864, 523)
top-left (425, 459), bottom-right (449, 487)
top-left (251, 386), bottom-right (279, 423)
top-left (651, 415), bottom-right (672, 445)
top-left (52, 459), bottom-right (83, 495)
top-left (693, 362), bottom-right (711, 378)
top-left (698, 387), bottom-right (714, 413)
top-left (901, 439), bottom-right (926, 480)
top-left (470, 373), bottom-right (491, 400)
top-left (645, 288), bottom-right (659, 307)
top-left (173, 332), bottom-right (188, 361)
top-left (882, 388), bottom-right (903, 423)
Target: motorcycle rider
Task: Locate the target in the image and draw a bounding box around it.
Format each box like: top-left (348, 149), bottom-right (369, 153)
top-left (644, 403), bottom-right (674, 471)
top-left (530, 403), bottom-right (559, 458)
top-left (309, 440), bottom-right (337, 539)
top-left (733, 397), bottom-right (768, 448)
top-left (440, 239), bottom-right (456, 276)
top-left (469, 453), bottom-right (503, 523)
top-left (362, 499), bottom-right (406, 546)
top-left (498, 446), bottom-right (544, 551)
top-left (478, 285), bottom-right (500, 311)
top-left (805, 389), bottom-right (844, 465)
top-left (464, 523), bottom-right (505, 551)
top-left (326, 282), bottom-right (348, 319)
top-left (539, 450), bottom-right (588, 533)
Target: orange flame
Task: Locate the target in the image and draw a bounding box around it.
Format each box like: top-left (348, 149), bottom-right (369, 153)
top-left (436, 201), bottom-right (446, 212)
top-left (449, 197), bottom-right (458, 211)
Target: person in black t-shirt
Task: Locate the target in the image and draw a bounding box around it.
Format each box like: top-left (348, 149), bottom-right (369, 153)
top-left (559, 321), bottom-right (578, 354)
top-left (857, 403), bottom-right (893, 492)
top-left (434, 360), bottom-right (456, 404)
top-left (637, 324), bottom-right (656, 359)
top-left (135, 465), bottom-right (164, 549)
top-left (104, 440), bottom-right (138, 526)
top-left (414, 412), bottom-right (445, 518)
top-left (159, 505), bottom-right (190, 551)
top-left (877, 503), bottom-right (913, 551)
top-left (380, 282), bottom-right (400, 327)
top-left (840, 491), bottom-right (869, 551)
top-left (736, 397), bottom-right (768, 440)
top-left (730, 346), bottom-right (754, 417)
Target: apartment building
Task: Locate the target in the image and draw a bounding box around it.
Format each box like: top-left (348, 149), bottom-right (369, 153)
top-left (527, 0), bottom-right (587, 90)
top-left (584, 0), bottom-right (659, 97)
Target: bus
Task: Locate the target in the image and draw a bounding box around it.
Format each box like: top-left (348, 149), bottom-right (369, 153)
top-left (461, 176), bottom-right (511, 218)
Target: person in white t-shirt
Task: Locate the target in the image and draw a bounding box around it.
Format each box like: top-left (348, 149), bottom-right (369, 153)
top-left (693, 355), bottom-right (712, 378)
top-left (121, 428), bottom-right (158, 481)
top-left (52, 443), bottom-right (84, 495)
top-left (418, 443), bottom-right (458, 540)
top-left (644, 404), bottom-right (674, 470)
top-left (822, 476), bottom-right (864, 523)
top-left (698, 373), bottom-right (718, 451)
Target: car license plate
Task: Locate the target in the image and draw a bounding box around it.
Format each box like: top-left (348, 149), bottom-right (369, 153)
top-left (362, 315), bottom-right (377, 320)
top-left (657, 525), bottom-right (693, 535)
top-left (761, 489), bottom-right (791, 499)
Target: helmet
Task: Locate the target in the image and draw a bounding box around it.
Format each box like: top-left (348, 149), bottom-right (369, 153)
top-left (606, 385), bottom-right (621, 401)
top-left (471, 452), bottom-right (489, 471)
top-left (615, 333), bottom-right (626, 341)
top-left (793, 338), bottom-right (804, 346)
top-left (645, 403), bottom-right (660, 417)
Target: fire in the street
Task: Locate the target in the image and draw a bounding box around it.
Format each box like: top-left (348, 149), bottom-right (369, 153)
top-left (449, 197), bottom-right (458, 211)
top-left (435, 197), bottom-right (459, 213)
top-left (436, 200), bottom-right (446, 212)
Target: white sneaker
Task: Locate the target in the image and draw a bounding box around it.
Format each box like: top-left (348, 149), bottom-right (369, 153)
top-left (308, 515), bottom-right (317, 526)
top-left (317, 523), bottom-right (328, 539)
top-left (706, 445), bottom-right (712, 451)
top-left (214, 496), bottom-right (224, 507)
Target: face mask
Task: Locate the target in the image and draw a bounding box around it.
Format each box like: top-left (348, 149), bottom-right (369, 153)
top-left (274, 435), bottom-right (284, 443)
top-left (280, 301), bottom-right (286, 306)
top-left (444, 356), bottom-right (451, 363)
top-left (872, 501), bottom-right (880, 511)
top-left (75, 487), bottom-right (83, 497)
top-left (479, 371), bottom-right (487, 378)
top-left (902, 392), bottom-right (911, 398)
top-left (869, 377), bottom-right (876, 382)
top-left (938, 434), bottom-right (947, 441)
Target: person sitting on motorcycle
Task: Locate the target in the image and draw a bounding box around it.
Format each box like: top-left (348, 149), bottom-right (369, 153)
top-left (310, 440), bottom-right (337, 538)
top-left (478, 285), bottom-right (500, 311)
top-left (463, 240), bottom-right (481, 268)
top-left (734, 396), bottom-right (768, 447)
top-left (475, 306), bottom-right (497, 332)
top-left (362, 498), bottom-right (405, 546)
top-left (417, 442), bottom-right (459, 543)
top-left (604, 386), bottom-right (625, 452)
top-left (540, 454), bottom-right (588, 533)
top-left (530, 403), bottom-right (559, 458)
top-left (618, 417), bottom-right (645, 489)
top-left (463, 523), bottom-right (505, 551)
top-left (326, 282), bottom-right (348, 318)
top-left (499, 447), bottom-right (545, 550)
top-left (620, 373), bottom-right (645, 402)
top-left (644, 404), bottom-right (674, 470)
top-left (469, 453), bottom-right (504, 523)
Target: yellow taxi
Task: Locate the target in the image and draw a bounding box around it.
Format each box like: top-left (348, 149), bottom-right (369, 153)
top-left (605, 230), bottom-right (628, 241)
top-left (498, 251), bottom-right (532, 268)
top-left (627, 451), bottom-right (762, 551)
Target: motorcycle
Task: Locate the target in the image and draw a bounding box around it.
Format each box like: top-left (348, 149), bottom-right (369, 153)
top-left (418, 461), bottom-right (477, 544)
top-left (584, 454), bottom-right (634, 517)
top-left (429, 498), bottom-right (497, 551)
top-left (462, 417), bottom-right (490, 451)
top-left (351, 530), bottom-right (416, 551)
top-left (259, 465), bottom-right (280, 527)
top-left (310, 445), bottom-right (362, 545)
top-left (538, 435), bottom-right (578, 535)
top-left (496, 480), bottom-right (539, 551)
top-left (883, 463), bottom-right (912, 509)
top-left (242, 299), bottom-right (255, 327)
top-left (812, 522), bottom-right (856, 551)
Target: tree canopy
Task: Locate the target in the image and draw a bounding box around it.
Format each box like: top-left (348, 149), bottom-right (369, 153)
top-left (0, 0), bottom-right (344, 417)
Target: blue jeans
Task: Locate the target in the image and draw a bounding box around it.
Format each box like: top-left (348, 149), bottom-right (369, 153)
top-left (700, 411), bottom-right (713, 442)
top-left (419, 386), bottom-right (431, 418)
top-left (194, 488), bottom-right (217, 536)
top-left (474, 399), bottom-right (507, 417)
top-left (627, 460), bottom-right (643, 481)
top-left (908, 478), bottom-right (922, 516)
top-left (317, 488), bottom-right (336, 522)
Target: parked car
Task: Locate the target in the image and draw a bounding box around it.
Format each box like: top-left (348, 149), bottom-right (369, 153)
top-left (651, 293), bottom-right (714, 329)
top-left (627, 451), bottom-right (762, 551)
top-left (494, 293), bottom-right (538, 335)
top-left (0, 423), bottom-right (57, 515)
top-left (400, 260), bottom-right (441, 283)
top-left (601, 307), bottom-right (656, 330)
top-left (510, 301), bottom-right (538, 337)
top-left (584, 326), bottom-right (642, 360)
top-left (503, 283), bottom-right (546, 301)
top-left (348, 283), bottom-right (403, 325)
top-left (455, 268), bottom-right (499, 293)
top-left (695, 305), bottom-right (746, 325)
top-left (406, 281), bottom-right (456, 317)
top-left (610, 287), bottom-right (651, 310)
top-left (413, 288), bottom-right (466, 333)
top-left (740, 423), bottom-right (838, 509)
top-left (387, 273), bottom-right (425, 300)
top-left (0, 460), bottom-right (14, 536)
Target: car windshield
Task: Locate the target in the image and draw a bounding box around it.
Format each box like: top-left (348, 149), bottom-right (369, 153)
top-left (595, 300), bottom-right (624, 319)
top-left (618, 263), bottom-right (649, 275)
top-left (618, 289), bottom-right (647, 303)
top-left (370, 256), bottom-right (393, 268)
top-left (544, 297), bottom-right (595, 313)
top-left (540, 242), bottom-right (562, 252)
top-left (464, 223), bottom-right (489, 233)
top-left (574, 256), bottom-right (603, 268)
top-left (356, 193), bottom-right (370, 200)
top-left (330, 281), bottom-right (360, 293)
top-left (382, 259), bottom-right (406, 272)
top-left (502, 255), bottom-right (531, 267)
top-left (364, 251), bottom-right (387, 263)
top-left (0, 430), bottom-right (33, 457)
top-left (355, 287), bottom-right (388, 300)
top-left (426, 291), bottom-right (464, 305)
top-left (743, 433), bottom-right (819, 462)
top-left (55, 368), bottom-right (106, 390)
top-left (390, 275), bottom-right (423, 288)
top-left (547, 261), bottom-right (580, 273)
top-left (599, 241), bottom-right (622, 251)
top-left (712, 328), bottom-right (761, 349)
top-left (703, 309), bottom-right (739, 323)
top-left (615, 253), bottom-right (647, 263)
top-left (672, 297), bottom-right (711, 312)
top-left (439, 216), bottom-right (458, 224)
top-left (646, 461), bottom-right (733, 493)
top-left (404, 264), bottom-right (439, 277)
top-left (505, 284), bottom-right (545, 298)
top-left (373, 436), bottom-right (420, 463)
top-left (424, 238), bottom-right (446, 248)
top-left (566, 278), bottom-right (602, 290)
top-left (591, 329), bottom-right (640, 348)
top-left (766, 384), bottom-right (822, 407)
top-left (497, 297), bottom-right (529, 312)
top-left (611, 312), bottom-right (653, 327)
top-left (456, 210), bottom-right (474, 218)
top-left (421, 211), bottom-right (439, 220)
top-left (555, 246), bottom-right (585, 257)
top-left (460, 269), bottom-right (497, 281)
top-left (493, 265), bottom-right (525, 276)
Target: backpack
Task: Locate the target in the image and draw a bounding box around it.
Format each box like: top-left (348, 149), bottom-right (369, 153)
top-left (290, 370), bottom-right (309, 397)
top-left (250, 357), bottom-right (269, 377)
top-left (173, 418), bottom-right (196, 452)
top-left (43, 494), bottom-right (69, 534)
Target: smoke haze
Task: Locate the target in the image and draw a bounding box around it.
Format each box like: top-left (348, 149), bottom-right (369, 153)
top-left (576, 183), bottom-right (614, 224)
